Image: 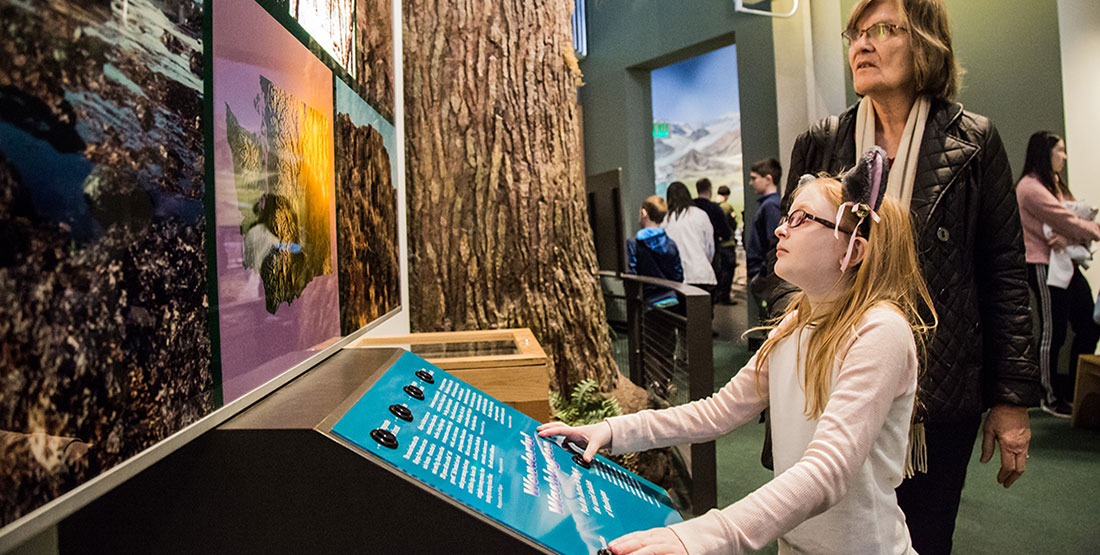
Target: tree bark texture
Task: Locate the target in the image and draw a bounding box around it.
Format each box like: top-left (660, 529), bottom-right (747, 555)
top-left (403, 0), bottom-right (618, 394)
top-left (335, 113), bottom-right (400, 334)
top-left (355, 0), bottom-right (394, 119)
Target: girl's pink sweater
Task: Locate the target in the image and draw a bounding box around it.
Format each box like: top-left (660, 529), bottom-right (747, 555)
top-left (606, 307), bottom-right (918, 554)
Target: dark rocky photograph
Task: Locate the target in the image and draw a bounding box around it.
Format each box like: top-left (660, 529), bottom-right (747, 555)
top-left (335, 81), bottom-right (399, 335)
top-left (0, 0), bottom-right (211, 527)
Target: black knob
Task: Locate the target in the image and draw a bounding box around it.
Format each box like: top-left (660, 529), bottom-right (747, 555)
top-left (562, 437), bottom-right (587, 455)
top-left (415, 369), bottom-right (435, 384)
top-left (389, 404), bottom-right (413, 422)
top-left (597, 549), bottom-right (613, 555)
top-left (370, 428), bottom-right (399, 449)
top-left (403, 384), bottom-right (425, 400)
top-left (572, 454), bottom-right (591, 469)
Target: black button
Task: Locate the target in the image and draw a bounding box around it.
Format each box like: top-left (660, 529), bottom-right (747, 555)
top-left (572, 454), bottom-right (591, 469)
top-left (403, 384), bottom-right (425, 400)
top-left (370, 428), bottom-right (399, 449)
top-left (415, 369), bottom-right (435, 384)
top-left (389, 404), bottom-right (413, 422)
top-left (562, 437), bottom-right (587, 455)
top-left (596, 550), bottom-right (613, 555)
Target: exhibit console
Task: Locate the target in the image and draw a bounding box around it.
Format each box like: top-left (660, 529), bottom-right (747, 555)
top-left (53, 347), bottom-right (680, 554)
top-left (326, 351), bottom-right (683, 554)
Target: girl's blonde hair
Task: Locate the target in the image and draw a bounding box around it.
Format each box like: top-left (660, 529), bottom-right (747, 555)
top-left (754, 177), bottom-right (937, 419)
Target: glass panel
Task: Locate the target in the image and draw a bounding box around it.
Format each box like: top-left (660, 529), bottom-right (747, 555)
top-left (409, 340), bottom-right (519, 358)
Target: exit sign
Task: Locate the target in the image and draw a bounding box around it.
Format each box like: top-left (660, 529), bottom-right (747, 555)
top-left (653, 123), bottom-right (669, 138)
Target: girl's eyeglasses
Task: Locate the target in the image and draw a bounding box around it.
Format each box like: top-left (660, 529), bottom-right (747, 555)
top-left (779, 209), bottom-right (853, 234)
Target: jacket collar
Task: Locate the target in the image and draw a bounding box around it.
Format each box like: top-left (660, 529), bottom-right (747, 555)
top-left (756, 191), bottom-right (780, 205)
top-left (909, 99), bottom-right (978, 227)
top-left (636, 227), bottom-right (665, 241)
top-left (835, 99), bottom-right (976, 227)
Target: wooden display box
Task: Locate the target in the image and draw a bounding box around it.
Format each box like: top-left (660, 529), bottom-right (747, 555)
top-left (1073, 355), bottom-right (1100, 429)
top-left (348, 329), bottom-right (551, 422)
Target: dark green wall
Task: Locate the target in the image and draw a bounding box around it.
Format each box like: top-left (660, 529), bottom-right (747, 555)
top-left (841, 0), bottom-right (1065, 173)
top-left (579, 0), bottom-right (779, 263)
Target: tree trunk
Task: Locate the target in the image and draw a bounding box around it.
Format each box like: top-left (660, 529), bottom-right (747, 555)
top-left (402, 0), bottom-right (618, 394)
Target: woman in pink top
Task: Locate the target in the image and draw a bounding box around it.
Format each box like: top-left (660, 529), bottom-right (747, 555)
top-left (1015, 131), bottom-right (1100, 418)
top-left (540, 150), bottom-right (936, 554)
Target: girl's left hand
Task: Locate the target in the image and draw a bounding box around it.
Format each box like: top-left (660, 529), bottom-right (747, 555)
top-left (607, 527), bottom-right (688, 555)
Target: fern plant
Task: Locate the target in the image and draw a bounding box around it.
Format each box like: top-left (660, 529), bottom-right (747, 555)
top-left (549, 379), bottom-right (622, 426)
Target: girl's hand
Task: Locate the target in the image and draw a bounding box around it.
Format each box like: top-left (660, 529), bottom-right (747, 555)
top-left (608, 527), bottom-right (688, 555)
top-left (535, 420), bottom-right (612, 462)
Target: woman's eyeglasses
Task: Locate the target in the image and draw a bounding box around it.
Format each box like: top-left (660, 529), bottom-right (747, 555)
top-left (842, 22), bottom-right (908, 46)
top-left (779, 209), bottom-right (853, 234)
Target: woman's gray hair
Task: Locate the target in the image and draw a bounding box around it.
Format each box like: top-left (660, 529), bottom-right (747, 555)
top-left (846, 0), bottom-right (963, 102)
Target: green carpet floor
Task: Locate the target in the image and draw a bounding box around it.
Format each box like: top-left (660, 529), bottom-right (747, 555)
top-left (709, 302), bottom-right (1100, 554)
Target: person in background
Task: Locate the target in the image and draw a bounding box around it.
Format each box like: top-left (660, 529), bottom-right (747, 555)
top-left (764, 1), bottom-right (1040, 552)
top-left (694, 178), bottom-right (732, 304)
top-left (664, 181), bottom-right (716, 295)
top-left (626, 195), bottom-right (684, 308)
top-left (714, 185), bottom-right (739, 305)
top-left (745, 158), bottom-right (782, 309)
top-left (715, 185), bottom-right (731, 207)
top-left (1016, 131), bottom-right (1100, 418)
top-left (541, 154), bottom-right (935, 554)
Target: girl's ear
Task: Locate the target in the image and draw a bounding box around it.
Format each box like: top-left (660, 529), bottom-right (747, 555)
top-left (844, 236), bottom-right (870, 269)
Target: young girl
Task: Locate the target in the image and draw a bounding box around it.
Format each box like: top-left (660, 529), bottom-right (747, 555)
top-left (1016, 131), bottom-right (1100, 417)
top-left (539, 148), bottom-right (935, 555)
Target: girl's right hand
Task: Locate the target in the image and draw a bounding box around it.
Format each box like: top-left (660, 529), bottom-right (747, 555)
top-left (536, 420), bottom-right (613, 462)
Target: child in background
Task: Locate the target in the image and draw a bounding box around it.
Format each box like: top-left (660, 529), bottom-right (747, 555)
top-left (626, 195), bottom-right (684, 308)
top-left (539, 148), bottom-right (935, 555)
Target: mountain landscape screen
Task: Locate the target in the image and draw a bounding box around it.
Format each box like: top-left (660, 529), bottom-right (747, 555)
top-left (651, 44), bottom-right (744, 214)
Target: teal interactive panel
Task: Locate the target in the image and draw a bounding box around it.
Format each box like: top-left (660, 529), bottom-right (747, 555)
top-left (330, 352), bottom-right (682, 554)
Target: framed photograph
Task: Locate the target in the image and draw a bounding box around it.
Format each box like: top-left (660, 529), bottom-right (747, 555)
top-left (212, 0), bottom-right (340, 402)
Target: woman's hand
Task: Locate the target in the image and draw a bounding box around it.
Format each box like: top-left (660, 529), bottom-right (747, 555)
top-left (608, 527), bottom-right (688, 555)
top-left (535, 420), bottom-right (612, 462)
top-left (1046, 232), bottom-right (1068, 252)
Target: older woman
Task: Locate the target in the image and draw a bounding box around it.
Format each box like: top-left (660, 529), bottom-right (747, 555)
top-left (767, 0), bottom-right (1041, 553)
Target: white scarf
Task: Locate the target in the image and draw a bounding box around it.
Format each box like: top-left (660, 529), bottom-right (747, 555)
top-left (854, 95), bottom-right (931, 210)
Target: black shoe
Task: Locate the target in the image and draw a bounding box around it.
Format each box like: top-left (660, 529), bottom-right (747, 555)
top-left (1041, 400), bottom-right (1072, 419)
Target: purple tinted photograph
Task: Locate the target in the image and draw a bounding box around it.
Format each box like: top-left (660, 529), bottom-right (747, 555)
top-left (213, 0), bottom-right (340, 402)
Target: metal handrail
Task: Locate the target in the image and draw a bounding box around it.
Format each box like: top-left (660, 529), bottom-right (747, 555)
top-left (598, 271), bottom-right (716, 514)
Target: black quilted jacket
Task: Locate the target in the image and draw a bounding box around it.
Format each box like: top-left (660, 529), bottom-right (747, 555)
top-left (768, 99), bottom-right (1041, 423)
